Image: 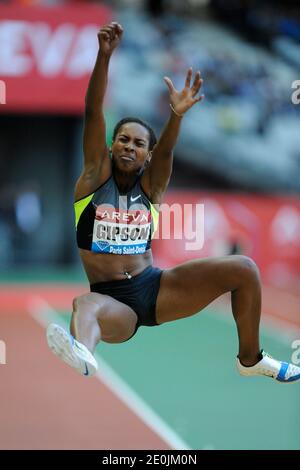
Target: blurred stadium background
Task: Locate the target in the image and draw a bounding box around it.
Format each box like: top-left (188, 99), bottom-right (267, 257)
top-left (0, 0), bottom-right (300, 450)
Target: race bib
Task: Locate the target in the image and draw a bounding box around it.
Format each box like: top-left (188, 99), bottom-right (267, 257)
top-left (92, 204), bottom-right (151, 255)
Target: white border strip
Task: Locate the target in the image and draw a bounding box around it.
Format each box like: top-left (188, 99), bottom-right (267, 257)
top-left (28, 295), bottom-right (191, 451)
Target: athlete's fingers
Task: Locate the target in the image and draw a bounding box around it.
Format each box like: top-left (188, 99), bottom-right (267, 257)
top-left (192, 94), bottom-right (205, 104)
top-left (193, 79), bottom-right (203, 97)
top-left (101, 26), bottom-right (116, 40)
top-left (163, 76), bottom-right (176, 94)
top-left (111, 22), bottom-right (123, 34)
top-left (99, 30), bottom-right (110, 41)
top-left (185, 67), bottom-right (192, 88)
top-left (191, 72), bottom-right (202, 95)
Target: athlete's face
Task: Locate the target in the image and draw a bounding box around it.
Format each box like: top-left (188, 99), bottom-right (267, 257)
top-left (111, 123), bottom-right (151, 172)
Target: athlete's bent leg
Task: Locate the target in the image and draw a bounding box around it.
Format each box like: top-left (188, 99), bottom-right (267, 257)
top-left (155, 255), bottom-right (300, 382)
top-left (156, 255), bottom-right (261, 365)
top-left (70, 292), bottom-right (138, 350)
top-left (47, 293), bottom-right (138, 377)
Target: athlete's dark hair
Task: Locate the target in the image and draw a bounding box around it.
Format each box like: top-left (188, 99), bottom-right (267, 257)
top-left (112, 117), bottom-right (157, 151)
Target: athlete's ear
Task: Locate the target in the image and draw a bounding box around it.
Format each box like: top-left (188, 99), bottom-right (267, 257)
top-left (146, 151), bottom-right (152, 163)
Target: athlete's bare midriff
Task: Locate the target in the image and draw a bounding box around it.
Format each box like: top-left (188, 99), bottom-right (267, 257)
top-left (79, 248), bottom-right (153, 284)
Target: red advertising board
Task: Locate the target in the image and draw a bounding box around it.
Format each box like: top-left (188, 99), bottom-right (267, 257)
top-left (0, 4), bottom-right (112, 113)
top-left (152, 192), bottom-right (300, 289)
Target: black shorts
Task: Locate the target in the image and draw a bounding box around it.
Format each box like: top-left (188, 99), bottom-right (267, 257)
top-left (90, 265), bottom-right (163, 335)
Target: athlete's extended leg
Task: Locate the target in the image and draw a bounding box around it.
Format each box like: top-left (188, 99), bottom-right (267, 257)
top-left (156, 255), bottom-right (300, 382)
top-left (47, 293), bottom-right (138, 376)
top-left (156, 255), bottom-right (261, 365)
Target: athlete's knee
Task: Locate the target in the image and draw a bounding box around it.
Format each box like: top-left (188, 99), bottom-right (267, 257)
top-left (232, 255), bottom-right (260, 284)
top-left (72, 293), bottom-right (102, 315)
top-left (73, 294), bottom-right (85, 313)
top-left (236, 255), bottom-right (260, 275)
top-left (100, 309), bottom-right (137, 343)
top-left (112, 309), bottom-right (137, 334)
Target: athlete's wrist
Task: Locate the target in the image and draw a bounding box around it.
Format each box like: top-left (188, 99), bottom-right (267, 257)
top-left (169, 103), bottom-right (184, 118)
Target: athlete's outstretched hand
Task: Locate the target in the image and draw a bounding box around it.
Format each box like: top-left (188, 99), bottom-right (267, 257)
top-left (98, 22), bottom-right (123, 56)
top-left (164, 68), bottom-right (204, 116)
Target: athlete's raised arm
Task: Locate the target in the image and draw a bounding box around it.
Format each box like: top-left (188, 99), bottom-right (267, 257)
top-left (75, 22), bottom-right (123, 200)
top-left (141, 68), bottom-right (204, 204)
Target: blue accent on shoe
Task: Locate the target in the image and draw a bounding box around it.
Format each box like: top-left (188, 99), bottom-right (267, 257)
top-left (83, 362), bottom-right (89, 376)
top-left (70, 337), bottom-right (90, 376)
top-left (285, 373), bottom-right (300, 382)
top-left (276, 362), bottom-right (289, 382)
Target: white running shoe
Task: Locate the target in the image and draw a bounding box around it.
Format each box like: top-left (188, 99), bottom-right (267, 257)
top-left (46, 323), bottom-right (98, 377)
top-left (237, 350), bottom-right (300, 383)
